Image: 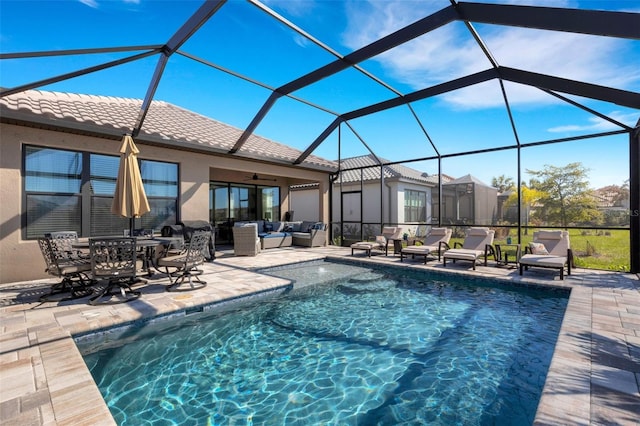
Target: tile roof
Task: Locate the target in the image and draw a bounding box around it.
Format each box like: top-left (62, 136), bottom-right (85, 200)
top-left (0, 90), bottom-right (338, 172)
top-left (444, 174), bottom-right (493, 187)
top-left (337, 154), bottom-right (439, 185)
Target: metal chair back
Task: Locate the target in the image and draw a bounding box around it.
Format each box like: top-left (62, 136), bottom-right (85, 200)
top-left (47, 231), bottom-right (86, 260)
top-left (37, 237), bottom-right (59, 277)
top-left (183, 230), bottom-right (209, 268)
top-left (89, 237), bottom-right (137, 281)
top-left (37, 236), bottom-right (92, 301)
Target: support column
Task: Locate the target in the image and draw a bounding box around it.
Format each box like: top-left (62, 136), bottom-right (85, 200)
top-left (630, 127), bottom-right (639, 273)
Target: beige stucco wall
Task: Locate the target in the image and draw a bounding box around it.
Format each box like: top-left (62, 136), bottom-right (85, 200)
top-left (331, 180), bottom-right (434, 238)
top-left (0, 124), bottom-right (330, 283)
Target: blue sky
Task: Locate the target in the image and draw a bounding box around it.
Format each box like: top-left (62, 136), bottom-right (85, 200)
top-left (1, 0), bottom-right (639, 189)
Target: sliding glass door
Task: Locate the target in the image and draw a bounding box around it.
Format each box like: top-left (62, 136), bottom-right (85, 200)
top-left (210, 182), bottom-right (280, 244)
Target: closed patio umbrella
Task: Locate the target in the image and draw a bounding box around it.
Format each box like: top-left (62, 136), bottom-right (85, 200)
top-left (111, 134), bottom-right (150, 234)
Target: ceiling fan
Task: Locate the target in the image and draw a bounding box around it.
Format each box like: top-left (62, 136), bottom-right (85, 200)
top-left (245, 173), bottom-right (277, 182)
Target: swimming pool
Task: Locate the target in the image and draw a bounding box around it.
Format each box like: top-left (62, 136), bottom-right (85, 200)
top-left (77, 260), bottom-right (568, 425)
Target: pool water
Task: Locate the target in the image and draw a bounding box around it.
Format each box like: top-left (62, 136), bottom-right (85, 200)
top-left (77, 260), bottom-right (568, 425)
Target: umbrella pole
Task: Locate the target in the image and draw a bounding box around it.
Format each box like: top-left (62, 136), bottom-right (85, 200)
top-left (130, 217), bottom-right (135, 237)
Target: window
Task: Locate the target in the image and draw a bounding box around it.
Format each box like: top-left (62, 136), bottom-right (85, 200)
top-left (405, 189), bottom-right (426, 222)
top-left (210, 182), bottom-right (280, 244)
top-left (23, 145), bottom-right (178, 238)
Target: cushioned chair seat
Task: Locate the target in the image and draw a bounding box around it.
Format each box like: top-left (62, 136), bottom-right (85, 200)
top-left (350, 241), bottom-right (381, 257)
top-left (442, 249), bottom-right (485, 261)
top-left (442, 227), bottom-right (495, 270)
top-left (400, 227), bottom-right (452, 264)
top-left (519, 254), bottom-right (567, 269)
top-left (155, 254), bottom-right (185, 267)
top-left (519, 230), bottom-right (572, 280)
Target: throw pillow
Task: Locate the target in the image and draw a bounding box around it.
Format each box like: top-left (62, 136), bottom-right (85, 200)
top-left (529, 242), bottom-right (549, 255)
top-left (375, 235), bottom-right (387, 245)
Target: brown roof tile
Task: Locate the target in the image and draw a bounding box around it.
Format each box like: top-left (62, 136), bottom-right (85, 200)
top-left (337, 154), bottom-right (438, 185)
top-left (0, 90), bottom-right (337, 172)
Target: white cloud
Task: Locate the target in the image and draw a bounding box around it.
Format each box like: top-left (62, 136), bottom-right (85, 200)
top-left (547, 111), bottom-right (639, 132)
top-left (341, 0), bottom-right (640, 110)
top-left (79, 0), bottom-right (99, 8)
top-left (263, 0), bottom-right (318, 18)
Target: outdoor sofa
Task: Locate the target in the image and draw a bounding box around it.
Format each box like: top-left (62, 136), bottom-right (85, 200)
top-left (234, 220), bottom-right (327, 249)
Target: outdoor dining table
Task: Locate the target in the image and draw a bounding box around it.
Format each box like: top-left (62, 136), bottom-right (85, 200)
top-left (73, 237), bottom-right (181, 277)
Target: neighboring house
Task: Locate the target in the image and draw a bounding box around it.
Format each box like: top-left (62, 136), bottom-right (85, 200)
top-left (331, 155), bottom-right (439, 241)
top-left (438, 174), bottom-right (498, 226)
top-left (0, 90), bottom-right (337, 283)
top-left (329, 156), bottom-right (499, 243)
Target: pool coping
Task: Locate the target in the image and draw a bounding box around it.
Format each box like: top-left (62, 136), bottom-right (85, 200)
top-left (1, 246), bottom-right (639, 425)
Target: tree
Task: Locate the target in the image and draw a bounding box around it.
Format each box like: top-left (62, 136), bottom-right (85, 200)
top-left (597, 181), bottom-right (630, 207)
top-left (527, 162), bottom-right (602, 228)
top-left (504, 184), bottom-right (546, 233)
top-left (491, 175), bottom-right (515, 193)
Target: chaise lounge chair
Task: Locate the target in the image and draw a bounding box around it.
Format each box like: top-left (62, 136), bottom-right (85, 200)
top-left (400, 227), bottom-right (452, 264)
top-left (519, 230), bottom-right (572, 280)
top-left (350, 226), bottom-right (400, 257)
top-left (442, 227), bottom-right (495, 270)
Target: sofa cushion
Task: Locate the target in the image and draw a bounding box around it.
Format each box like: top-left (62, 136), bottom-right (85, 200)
top-left (262, 232), bottom-right (289, 239)
top-left (300, 221), bottom-right (316, 232)
top-left (291, 231), bottom-right (311, 239)
top-left (283, 221), bottom-right (303, 232)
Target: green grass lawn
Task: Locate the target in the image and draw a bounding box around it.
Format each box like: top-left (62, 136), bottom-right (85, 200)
top-left (445, 228), bottom-right (630, 272)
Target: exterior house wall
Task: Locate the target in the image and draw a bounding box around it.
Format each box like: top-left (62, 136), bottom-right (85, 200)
top-left (0, 124), bottom-right (330, 283)
top-left (290, 188), bottom-right (320, 221)
top-left (331, 180), bottom-right (434, 237)
top-left (395, 181), bottom-right (434, 234)
top-left (331, 183), bottom-right (389, 224)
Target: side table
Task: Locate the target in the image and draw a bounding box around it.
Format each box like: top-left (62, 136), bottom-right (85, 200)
top-left (494, 243), bottom-right (521, 268)
top-left (391, 238), bottom-right (404, 255)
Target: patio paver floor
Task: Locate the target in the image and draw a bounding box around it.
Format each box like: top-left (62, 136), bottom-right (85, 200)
top-left (1, 245), bottom-right (638, 425)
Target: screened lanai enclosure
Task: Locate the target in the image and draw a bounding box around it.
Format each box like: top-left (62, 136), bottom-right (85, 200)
top-left (1, 0), bottom-right (638, 272)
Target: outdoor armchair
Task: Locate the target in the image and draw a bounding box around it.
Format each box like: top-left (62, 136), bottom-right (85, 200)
top-left (157, 230), bottom-right (210, 291)
top-left (442, 227), bottom-right (495, 270)
top-left (37, 236), bottom-right (92, 302)
top-left (88, 237), bottom-right (141, 305)
top-left (519, 230), bottom-right (572, 280)
top-left (401, 227), bottom-right (452, 263)
top-left (233, 223), bottom-right (261, 256)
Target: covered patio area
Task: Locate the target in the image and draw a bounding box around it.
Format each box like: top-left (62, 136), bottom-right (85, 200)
top-left (1, 246), bottom-right (638, 425)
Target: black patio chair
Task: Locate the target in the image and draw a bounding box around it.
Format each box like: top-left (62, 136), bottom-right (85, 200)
top-left (37, 236), bottom-right (92, 302)
top-left (88, 237), bottom-right (141, 305)
top-left (157, 230), bottom-right (210, 292)
top-left (46, 230), bottom-right (89, 260)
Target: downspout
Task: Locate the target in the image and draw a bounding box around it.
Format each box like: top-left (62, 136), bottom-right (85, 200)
top-left (385, 179), bottom-right (393, 229)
